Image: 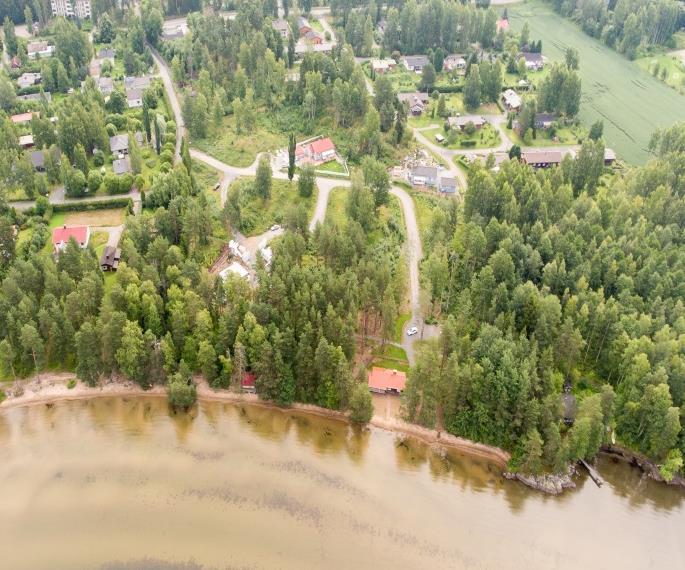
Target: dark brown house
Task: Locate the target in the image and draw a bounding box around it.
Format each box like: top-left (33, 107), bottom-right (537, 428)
top-left (100, 246), bottom-right (121, 271)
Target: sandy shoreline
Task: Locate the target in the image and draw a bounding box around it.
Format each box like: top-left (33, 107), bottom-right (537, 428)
top-left (0, 373), bottom-right (510, 469)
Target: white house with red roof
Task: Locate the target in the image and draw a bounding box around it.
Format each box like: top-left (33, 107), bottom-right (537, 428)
top-left (295, 136), bottom-right (337, 165)
top-left (52, 225), bottom-right (90, 253)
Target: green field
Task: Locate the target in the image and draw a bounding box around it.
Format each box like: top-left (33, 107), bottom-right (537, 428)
top-left (509, 0), bottom-right (685, 164)
top-left (635, 53), bottom-right (685, 92)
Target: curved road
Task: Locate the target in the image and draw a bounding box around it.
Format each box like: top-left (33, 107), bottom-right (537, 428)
top-left (152, 50), bottom-right (425, 362)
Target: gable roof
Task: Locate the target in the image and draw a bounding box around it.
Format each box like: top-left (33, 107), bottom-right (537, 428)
top-left (310, 137), bottom-right (335, 155)
top-left (11, 112), bottom-right (34, 124)
top-left (113, 156), bottom-right (131, 175)
top-left (297, 16), bottom-right (311, 29)
top-left (27, 41), bottom-right (49, 53)
top-left (126, 88), bottom-right (143, 101)
top-left (52, 226), bottom-right (88, 246)
top-left (448, 115), bottom-right (486, 128)
top-left (412, 165), bottom-right (439, 178)
top-left (109, 134), bottom-right (129, 153)
top-left (272, 19), bottom-right (289, 32)
top-left (520, 51), bottom-right (543, 64)
top-left (402, 55), bottom-right (430, 68)
top-left (521, 150), bottom-right (563, 165)
top-left (98, 48), bottom-right (115, 59)
top-left (368, 367), bottom-right (407, 392)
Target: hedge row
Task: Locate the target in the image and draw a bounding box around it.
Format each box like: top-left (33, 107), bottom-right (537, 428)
top-left (51, 198), bottom-right (133, 213)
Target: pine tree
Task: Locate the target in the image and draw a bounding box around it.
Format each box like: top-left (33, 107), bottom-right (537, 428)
top-left (288, 133), bottom-right (296, 180)
top-left (75, 322), bottom-right (102, 386)
top-left (255, 154), bottom-right (272, 199)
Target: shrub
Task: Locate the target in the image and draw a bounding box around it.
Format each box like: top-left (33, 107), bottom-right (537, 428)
top-left (87, 170), bottom-right (102, 193)
top-left (67, 379), bottom-right (76, 389)
top-left (349, 383), bottom-right (373, 426)
top-left (93, 149), bottom-right (105, 166)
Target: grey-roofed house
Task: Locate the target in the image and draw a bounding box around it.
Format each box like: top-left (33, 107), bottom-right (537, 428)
top-left (30, 150), bottom-right (45, 171)
top-left (534, 113), bottom-right (558, 130)
top-left (126, 88), bottom-right (143, 108)
top-left (17, 72), bottom-right (42, 89)
top-left (443, 54), bottom-right (466, 72)
top-left (439, 176), bottom-right (457, 194)
top-left (113, 156), bottom-right (131, 175)
top-left (124, 75), bottom-right (152, 90)
top-left (409, 165), bottom-right (439, 187)
top-left (448, 115), bottom-right (487, 131)
top-left (402, 55), bottom-right (430, 72)
top-left (97, 76), bottom-right (114, 95)
top-left (521, 149), bottom-right (563, 168)
top-left (520, 52), bottom-right (544, 71)
top-left (109, 134), bottom-right (129, 154)
top-left (162, 26), bottom-right (185, 40)
top-left (272, 19), bottom-right (289, 38)
top-left (397, 92), bottom-right (429, 116)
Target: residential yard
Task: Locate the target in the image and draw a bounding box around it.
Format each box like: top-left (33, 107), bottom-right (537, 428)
top-left (635, 53), bottom-right (685, 92)
top-left (49, 208), bottom-right (126, 228)
top-left (227, 177), bottom-right (316, 236)
top-left (424, 124), bottom-right (501, 149)
top-left (325, 187), bottom-right (348, 227)
top-left (192, 113), bottom-right (288, 168)
top-left (409, 190), bottom-right (447, 245)
top-left (506, 122), bottom-right (586, 147)
top-left (408, 94), bottom-right (500, 129)
top-left (371, 343), bottom-right (410, 373)
top-left (508, 0), bottom-right (685, 164)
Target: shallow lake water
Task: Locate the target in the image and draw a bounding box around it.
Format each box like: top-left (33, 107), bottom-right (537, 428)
top-left (0, 396), bottom-right (683, 569)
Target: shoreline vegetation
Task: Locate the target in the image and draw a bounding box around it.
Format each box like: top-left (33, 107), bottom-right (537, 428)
top-left (3, 373), bottom-right (683, 495)
top-left (0, 372), bottom-right (511, 458)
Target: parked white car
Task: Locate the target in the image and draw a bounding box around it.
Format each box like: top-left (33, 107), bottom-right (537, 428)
top-left (270, 224), bottom-right (281, 231)
top-left (406, 326), bottom-right (418, 336)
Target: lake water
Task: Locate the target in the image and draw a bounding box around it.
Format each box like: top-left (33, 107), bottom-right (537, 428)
top-left (0, 396), bottom-right (683, 569)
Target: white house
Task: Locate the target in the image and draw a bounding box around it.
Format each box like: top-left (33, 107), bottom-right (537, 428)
top-left (27, 41), bottom-right (55, 59)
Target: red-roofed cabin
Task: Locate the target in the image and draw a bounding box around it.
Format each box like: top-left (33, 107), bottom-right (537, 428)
top-left (11, 112), bottom-right (34, 124)
top-left (241, 372), bottom-right (256, 393)
top-left (368, 367), bottom-right (407, 394)
top-left (52, 225), bottom-right (90, 254)
top-left (307, 137), bottom-right (336, 162)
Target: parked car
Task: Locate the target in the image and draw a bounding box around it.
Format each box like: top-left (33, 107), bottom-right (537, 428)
top-left (270, 224), bottom-right (281, 231)
top-left (213, 182), bottom-right (221, 190)
top-left (406, 326), bottom-right (418, 336)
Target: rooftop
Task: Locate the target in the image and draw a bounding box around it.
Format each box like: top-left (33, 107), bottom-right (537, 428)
top-left (113, 156), bottom-right (131, 175)
top-left (52, 225), bottom-right (88, 246)
top-left (368, 367), bottom-right (407, 392)
top-left (310, 137), bottom-right (336, 154)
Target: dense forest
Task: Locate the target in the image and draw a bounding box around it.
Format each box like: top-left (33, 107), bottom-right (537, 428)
top-left (546, 0), bottom-right (685, 59)
top-left (404, 125), bottom-right (685, 479)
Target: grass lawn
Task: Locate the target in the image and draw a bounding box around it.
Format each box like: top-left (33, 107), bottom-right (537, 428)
top-left (424, 124), bottom-right (501, 150)
top-left (192, 159), bottom-right (222, 190)
top-left (372, 343), bottom-right (410, 373)
top-left (192, 113), bottom-right (288, 168)
top-left (635, 53), bottom-right (685, 92)
top-left (325, 187), bottom-right (348, 227)
top-left (316, 159), bottom-right (347, 174)
top-left (393, 312), bottom-right (411, 342)
top-left (90, 231), bottom-right (109, 257)
top-left (409, 190), bottom-right (445, 244)
top-left (508, 0), bottom-right (685, 164)
top-left (228, 177), bottom-right (316, 236)
top-left (408, 94), bottom-right (500, 129)
top-left (49, 208), bottom-right (126, 228)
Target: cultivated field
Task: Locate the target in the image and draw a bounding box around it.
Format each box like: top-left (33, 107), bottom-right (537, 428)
top-left (508, 0), bottom-right (685, 164)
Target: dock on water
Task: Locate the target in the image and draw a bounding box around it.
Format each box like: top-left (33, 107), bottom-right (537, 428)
top-left (579, 459), bottom-right (605, 488)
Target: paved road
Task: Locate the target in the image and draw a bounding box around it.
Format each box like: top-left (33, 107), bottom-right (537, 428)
top-left (10, 187), bottom-right (140, 213)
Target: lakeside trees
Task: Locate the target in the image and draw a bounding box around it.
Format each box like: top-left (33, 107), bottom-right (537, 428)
top-left (405, 128), bottom-right (685, 477)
